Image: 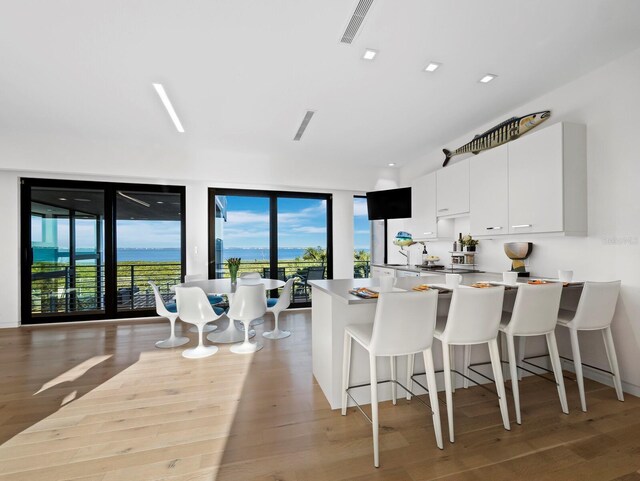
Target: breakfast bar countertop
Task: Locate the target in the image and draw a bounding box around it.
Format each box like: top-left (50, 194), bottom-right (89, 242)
top-left (309, 273), bottom-right (582, 305)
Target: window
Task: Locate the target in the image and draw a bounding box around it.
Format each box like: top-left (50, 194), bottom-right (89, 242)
top-left (353, 196), bottom-right (371, 278)
top-left (21, 179), bottom-right (185, 324)
top-left (209, 188), bottom-right (332, 307)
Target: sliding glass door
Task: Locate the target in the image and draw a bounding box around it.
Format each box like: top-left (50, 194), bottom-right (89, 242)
top-left (21, 179), bottom-right (185, 324)
top-left (28, 185), bottom-right (106, 317)
top-left (209, 189), bottom-right (332, 307)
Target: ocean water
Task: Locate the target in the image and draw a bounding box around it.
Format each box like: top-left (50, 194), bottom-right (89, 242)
top-left (47, 247), bottom-right (369, 263)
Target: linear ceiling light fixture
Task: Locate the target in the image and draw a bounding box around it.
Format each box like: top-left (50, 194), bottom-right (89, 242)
top-left (152, 83), bottom-right (185, 133)
top-left (293, 110), bottom-right (316, 141)
top-left (479, 74), bottom-right (497, 83)
top-left (340, 0), bottom-right (375, 44)
top-left (424, 62), bottom-right (441, 72)
top-left (117, 191), bottom-right (151, 208)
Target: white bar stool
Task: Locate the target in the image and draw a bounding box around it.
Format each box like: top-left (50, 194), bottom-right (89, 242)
top-left (149, 281), bottom-right (190, 349)
top-left (557, 280), bottom-right (624, 411)
top-left (175, 287), bottom-right (223, 359)
top-left (342, 290), bottom-right (443, 468)
top-left (263, 278), bottom-right (295, 340)
top-left (432, 286), bottom-right (510, 443)
top-left (498, 283), bottom-right (568, 424)
top-left (229, 284), bottom-right (267, 354)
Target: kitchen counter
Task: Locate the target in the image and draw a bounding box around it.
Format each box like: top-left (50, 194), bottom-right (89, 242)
top-left (309, 274), bottom-right (582, 410)
top-left (371, 262), bottom-right (484, 274)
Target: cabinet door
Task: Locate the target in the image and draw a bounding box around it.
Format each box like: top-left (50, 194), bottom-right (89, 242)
top-left (409, 173), bottom-right (437, 238)
top-left (470, 145), bottom-right (509, 236)
top-left (437, 158), bottom-right (469, 216)
top-left (508, 123), bottom-right (564, 234)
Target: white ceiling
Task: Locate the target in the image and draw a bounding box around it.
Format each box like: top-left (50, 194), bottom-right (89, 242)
top-left (2, 0), bottom-right (640, 174)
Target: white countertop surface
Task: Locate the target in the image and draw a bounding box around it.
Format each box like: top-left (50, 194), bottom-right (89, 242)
top-left (309, 273), bottom-right (582, 305)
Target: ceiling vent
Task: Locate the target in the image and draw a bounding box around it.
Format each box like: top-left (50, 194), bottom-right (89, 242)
top-left (340, 0), bottom-right (375, 44)
top-left (293, 110), bottom-right (316, 141)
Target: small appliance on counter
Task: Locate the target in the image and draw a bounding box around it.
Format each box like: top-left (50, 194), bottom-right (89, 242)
top-left (504, 242), bottom-right (533, 277)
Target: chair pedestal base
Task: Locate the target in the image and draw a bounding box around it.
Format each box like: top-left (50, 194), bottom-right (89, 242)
top-left (189, 324), bottom-right (217, 333)
top-left (155, 336), bottom-right (190, 349)
top-left (207, 326), bottom-right (255, 344)
top-left (182, 345), bottom-right (218, 359)
top-left (263, 329), bottom-right (291, 340)
top-left (230, 341), bottom-right (263, 354)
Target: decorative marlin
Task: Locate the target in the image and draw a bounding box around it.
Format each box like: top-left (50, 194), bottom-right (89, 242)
top-left (442, 111), bottom-right (551, 167)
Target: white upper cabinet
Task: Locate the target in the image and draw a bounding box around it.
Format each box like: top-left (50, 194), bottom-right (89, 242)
top-left (409, 172), bottom-right (437, 239)
top-left (436, 158), bottom-right (469, 216)
top-left (508, 122), bottom-right (586, 235)
top-left (470, 144), bottom-right (509, 236)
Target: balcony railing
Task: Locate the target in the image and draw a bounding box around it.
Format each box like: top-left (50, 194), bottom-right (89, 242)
top-left (30, 260), bottom-right (371, 315)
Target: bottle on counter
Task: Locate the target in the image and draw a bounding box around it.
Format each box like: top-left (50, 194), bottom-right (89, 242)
top-left (421, 244), bottom-right (429, 265)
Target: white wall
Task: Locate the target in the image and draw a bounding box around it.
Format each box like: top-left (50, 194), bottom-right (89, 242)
top-left (398, 46), bottom-right (640, 393)
top-left (0, 170), bottom-right (361, 328)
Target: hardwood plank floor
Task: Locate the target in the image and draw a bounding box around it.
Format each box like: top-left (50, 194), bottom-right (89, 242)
top-left (0, 312), bottom-right (638, 481)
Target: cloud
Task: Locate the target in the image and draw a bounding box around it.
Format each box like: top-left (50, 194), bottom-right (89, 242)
top-left (291, 226), bottom-right (326, 234)
top-left (353, 198), bottom-right (369, 217)
top-left (354, 229), bottom-right (370, 235)
top-left (226, 210), bottom-right (269, 225)
top-left (222, 227), bottom-right (270, 239)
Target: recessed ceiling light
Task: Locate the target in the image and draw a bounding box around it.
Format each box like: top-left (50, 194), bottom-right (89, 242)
top-left (58, 197), bottom-right (67, 201)
top-left (479, 74), bottom-right (497, 83)
top-left (156, 201), bottom-right (164, 204)
top-left (362, 48), bottom-right (378, 60)
top-left (152, 83), bottom-right (185, 133)
top-left (388, 163), bottom-right (396, 167)
top-left (424, 62), bottom-right (441, 72)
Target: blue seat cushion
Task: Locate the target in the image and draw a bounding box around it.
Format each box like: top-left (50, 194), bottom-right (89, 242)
top-left (267, 298), bottom-right (278, 308)
top-left (165, 297), bottom-right (226, 315)
top-left (165, 302), bottom-right (178, 313)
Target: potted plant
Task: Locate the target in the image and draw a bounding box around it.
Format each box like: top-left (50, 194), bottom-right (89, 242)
top-left (227, 257), bottom-right (241, 284)
top-left (461, 234), bottom-right (479, 252)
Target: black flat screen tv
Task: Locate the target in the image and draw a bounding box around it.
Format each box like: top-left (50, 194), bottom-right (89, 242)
top-left (366, 187), bottom-right (412, 220)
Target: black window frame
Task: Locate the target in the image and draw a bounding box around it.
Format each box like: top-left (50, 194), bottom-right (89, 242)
top-left (20, 177), bottom-right (186, 324)
top-left (208, 187), bottom-right (333, 308)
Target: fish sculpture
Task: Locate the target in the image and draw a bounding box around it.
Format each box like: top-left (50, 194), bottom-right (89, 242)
top-left (442, 111), bottom-right (551, 167)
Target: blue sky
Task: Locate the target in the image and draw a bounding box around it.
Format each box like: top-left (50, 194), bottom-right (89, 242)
top-left (222, 196), bottom-right (328, 248)
top-left (32, 195), bottom-right (371, 251)
top-left (353, 197), bottom-right (371, 250)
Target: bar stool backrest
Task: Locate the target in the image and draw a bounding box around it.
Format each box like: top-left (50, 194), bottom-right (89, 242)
top-left (441, 286), bottom-right (505, 344)
top-left (175, 287), bottom-right (220, 325)
top-left (369, 290), bottom-right (438, 356)
top-left (571, 281), bottom-right (621, 330)
top-left (505, 283), bottom-right (563, 336)
top-left (227, 284), bottom-right (267, 322)
top-left (149, 281), bottom-right (172, 318)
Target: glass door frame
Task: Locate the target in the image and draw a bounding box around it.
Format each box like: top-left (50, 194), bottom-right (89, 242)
top-left (208, 188), bottom-right (333, 308)
top-left (20, 178), bottom-right (186, 324)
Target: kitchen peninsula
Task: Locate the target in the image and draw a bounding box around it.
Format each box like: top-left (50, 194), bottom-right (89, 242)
top-left (309, 272), bottom-right (583, 409)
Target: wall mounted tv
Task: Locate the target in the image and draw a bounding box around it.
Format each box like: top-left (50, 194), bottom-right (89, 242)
top-left (366, 187), bottom-right (412, 220)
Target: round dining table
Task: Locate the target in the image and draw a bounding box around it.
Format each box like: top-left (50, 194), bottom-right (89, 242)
top-left (173, 278), bottom-right (286, 343)
top-left (176, 278), bottom-right (285, 295)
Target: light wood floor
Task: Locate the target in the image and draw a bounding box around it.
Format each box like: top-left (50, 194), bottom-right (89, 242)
top-left (1, 312), bottom-right (639, 481)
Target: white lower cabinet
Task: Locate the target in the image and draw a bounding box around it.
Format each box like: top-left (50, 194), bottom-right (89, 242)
top-left (371, 266), bottom-right (395, 278)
